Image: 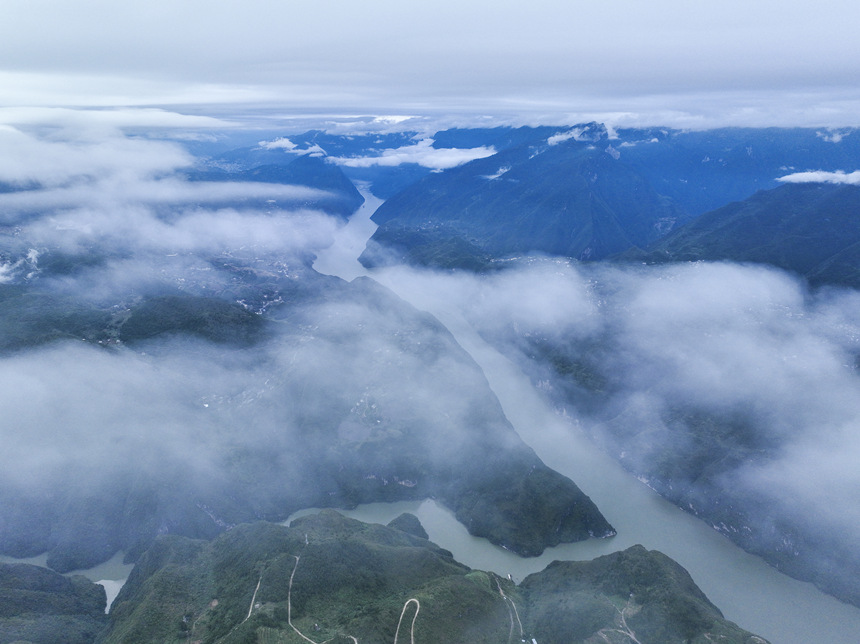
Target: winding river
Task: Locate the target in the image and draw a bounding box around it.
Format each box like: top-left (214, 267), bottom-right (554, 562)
top-left (4, 191), bottom-right (859, 640)
top-left (307, 189), bottom-right (860, 644)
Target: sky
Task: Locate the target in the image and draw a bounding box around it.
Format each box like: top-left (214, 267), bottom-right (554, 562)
top-left (1, 0), bottom-right (859, 128)
top-left (1, 6), bottom-right (860, 633)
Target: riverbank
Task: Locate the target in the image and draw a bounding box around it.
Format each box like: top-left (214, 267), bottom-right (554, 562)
top-left (310, 190), bottom-right (860, 644)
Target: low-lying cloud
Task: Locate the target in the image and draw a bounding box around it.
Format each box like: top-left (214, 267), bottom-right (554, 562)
top-left (371, 259), bottom-right (860, 546)
top-left (547, 264), bottom-right (856, 538)
top-left (0, 125), bottom-right (192, 188)
top-left (2, 118), bottom-right (859, 605)
top-left (0, 122), bottom-right (512, 539)
top-left (329, 138), bottom-right (496, 170)
top-left (0, 124), bottom-right (342, 282)
top-left (0, 178), bottom-right (330, 216)
top-left (777, 169), bottom-right (860, 185)
top-left (0, 106), bottom-right (232, 130)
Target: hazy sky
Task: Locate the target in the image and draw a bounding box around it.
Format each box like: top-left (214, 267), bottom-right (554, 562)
top-left (1, 0), bottom-right (859, 127)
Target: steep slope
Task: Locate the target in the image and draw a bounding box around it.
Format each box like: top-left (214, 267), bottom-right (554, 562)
top-left (362, 126), bottom-right (685, 267)
top-left (0, 264), bottom-right (612, 572)
top-left (467, 256), bottom-right (860, 607)
top-left (0, 563), bottom-right (107, 644)
top-left (187, 153), bottom-right (364, 218)
top-left (521, 545), bottom-right (769, 644)
top-left (103, 512), bottom-right (768, 644)
top-left (640, 182), bottom-right (860, 289)
top-left (618, 127), bottom-right (860, 216)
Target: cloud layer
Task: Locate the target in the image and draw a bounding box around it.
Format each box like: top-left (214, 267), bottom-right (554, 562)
top-left (2, 2), bottom-right (860, 127)
top-left (778, 169), bottom-right (860, 185)
top-left (329, 139), bottom-right (496, 170)
top-left (372, 259), bottom-right (860, 547)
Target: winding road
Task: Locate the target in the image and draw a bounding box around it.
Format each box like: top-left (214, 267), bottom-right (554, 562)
top-left (393, 598), bottom-right (420, 644)
top-left (310, 189), bottom-right (860, 644)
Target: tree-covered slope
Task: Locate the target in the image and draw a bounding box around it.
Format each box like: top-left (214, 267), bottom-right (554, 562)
top-left (0, 562), bottom-right (107, 644)
top-left (521, 545), bottom-right (769, 644)
top-left (362, 125), bottom-right (685, 266)
top-left (640, 182), bottom-right (860, 289)
top-left (102, 512), bottom-right (768, 644)
top-left (617, 127), bottom-right (860, 216)
top-left (186, 153), bottom-right (364, 218)
top-left (0, 264), bottom-right (612, 573)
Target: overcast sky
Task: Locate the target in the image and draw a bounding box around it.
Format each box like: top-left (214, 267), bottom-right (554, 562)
top-left (1, 1), bottom-right (859, 128)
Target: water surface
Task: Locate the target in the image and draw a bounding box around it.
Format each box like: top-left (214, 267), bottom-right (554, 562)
top-left (310, 192), bottom-right (860, 644)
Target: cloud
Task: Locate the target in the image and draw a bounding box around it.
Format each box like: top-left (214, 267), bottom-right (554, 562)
top-left (2, 2), bottom-right (860, 127)
top-left (547, 126), bottom-right (602, 145)
top-left (0, 341), bottom-right (235, 488)
top-left (0, 125), bottom-right (192, 187)
top-left (0, 106), bottom-right (232, 130)
top-left (777, 170), bottom-right (860, 185)
top-left (22, 205), bottom-right (339, 260)
top-left (382, 259), bottom-right (860, 548)
top-left (329, 139), bottom-right (496, 170)
top-left (0, 123), bottom-right (510, 522)
top-left (258, 137), bottom-right (297, 151)
top-left (816, 129), bottom-right (852, 144)
top-left (371, 115), bottom-right (417, 125)
top-left (0, 125), bottom-right (345, 309)
top-left (0, 178), bottom-right (331, 217)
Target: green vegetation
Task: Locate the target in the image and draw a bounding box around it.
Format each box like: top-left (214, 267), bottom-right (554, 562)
top-left (119, 295), bottom-right (265, 345)
top-left (521, 545), bottom-right (767, 644)
top-left (368, 138), bottom-right (686, 265)
top-left (640, 183), bottom-right (860, 289)
top-left (359, 226), bottom-right (498, 271)
top-left (103, 512), bottom-right (514, 644)
top-left (0, 563), bottom-right (107, 644)
top-left (0, 286), bottom-right (114, 353)
top-left (386, 513), bottom-right (428, 540)
top-left (0, 286), bottom-right (265, 354)
top-left (101, 513), bottom-right (767, 644)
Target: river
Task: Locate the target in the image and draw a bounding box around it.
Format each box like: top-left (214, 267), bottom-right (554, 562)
top-left (0, 550), bottom-right (133, 612)
top-left (307, 188), bottom-right (860, 644)
top-left (4, 191), bottom-right (858, 640)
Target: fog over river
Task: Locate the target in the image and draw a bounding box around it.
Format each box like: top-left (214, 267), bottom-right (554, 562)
top-left (306, 190), bottom-right (860, 644)
top-left (4, 188), bottom-right (859, 642)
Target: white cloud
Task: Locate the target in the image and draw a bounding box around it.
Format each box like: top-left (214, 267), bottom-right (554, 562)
top-left (329, 139), bottom-right (495, 170)
top-left (0, 106), bottom-right (232, 130)
top-left (24, 205), bottom-right (340, 259)
top-left (371, 115), bottom-right (416, 125)
top-left (441, 259), bottom-right (860, 543)
top-left (1, 2), bottom-right (860, 127)
top-left (258, 137), bottom-right (297, 151)
top-left (777, 170), bottom-right (860, 185)
top-left (482, 166), bottom-right (511, 180)
top-left (0, 179), bottom-right (329, 215)
top-left (0, 125), bottom-right (192, 187)
top-left (547, 128), bottom-right (589, 146)
top-left (816, 129), bottom-right (852, 144)
top-left (256, 137), bottom-right (326, 156)
top-left (547, 125), bottom-right (605, 146)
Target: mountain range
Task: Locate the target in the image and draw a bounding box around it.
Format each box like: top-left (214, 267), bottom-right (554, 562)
top-left (634, 182), bottom-right (860, 289)
top-left (2, 121), bottom-right (859, 642)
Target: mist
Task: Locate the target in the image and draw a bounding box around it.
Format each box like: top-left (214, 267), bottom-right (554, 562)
top-left (458, 262), bottom-right (858, 526)
top-left (2, 121), bottom-right (859, 615)
top-left (369, 258), bottom-right (860, 603)
top-left (0, 122), bottom-right (559, 573)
